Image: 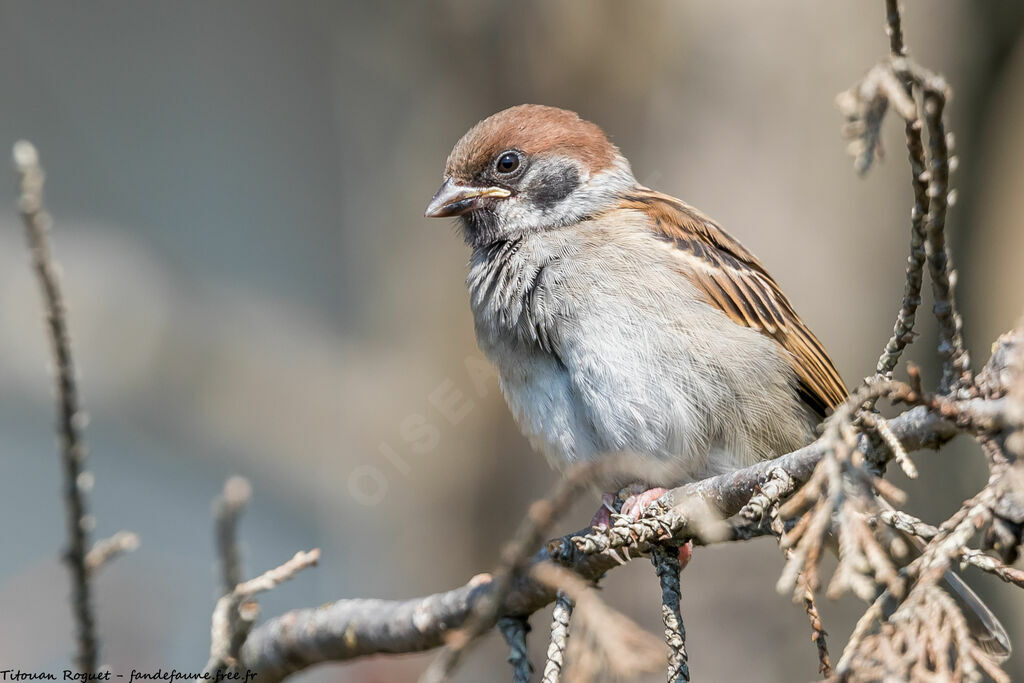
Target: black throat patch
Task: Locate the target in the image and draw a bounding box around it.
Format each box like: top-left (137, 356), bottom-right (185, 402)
top-left (459, 211), bottom-right (502, 248)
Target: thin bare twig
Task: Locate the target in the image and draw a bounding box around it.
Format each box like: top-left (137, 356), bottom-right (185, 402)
top-left (918, 77), bottom-right (971, 392)
top-left (497, 617), bottom-right (532, 683)
top-left (839, 53), bottom-right (970, 394)
top-left (959, 549), bottom-right (1024, 588)
top-left (802, 581), bottom-right (832, 677)
top-left (14, 140), bottom-right (99, 674)
top-left (874, 0), bottom-right (930, 382)
top-left (876, 502), bottom-right (1022, 582)
top-left (84, 531), bottom-right (140, 577)
top-left (876, 509), bottom-right (938, 541)
top-left (205, 549), bottom-right (320, 674)
top-left (650, 545), bottom-right (689, 682)
top-left (766, 499), bottom-right (831, 676)
top-left (215, 476), bottom-right (253, 595)
top-left (861, 412), bottom-right (918, 479)
top-left (842, 3), bottom-right (970, 397)
top-left (884, 0), bottom-right (906, 56)
top-left (541, 592), bottom-right (573, 683)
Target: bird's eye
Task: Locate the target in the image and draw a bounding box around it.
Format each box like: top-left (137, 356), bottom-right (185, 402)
top-left (495, 151), bottom-right (521, 174)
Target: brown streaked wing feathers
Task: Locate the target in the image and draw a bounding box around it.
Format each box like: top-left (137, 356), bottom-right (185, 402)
top-left (621, 188), bottom-right (847, 418)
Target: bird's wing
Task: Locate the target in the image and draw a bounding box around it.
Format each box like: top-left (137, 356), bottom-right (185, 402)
top-left (618, 187), bottom-right (847, 418)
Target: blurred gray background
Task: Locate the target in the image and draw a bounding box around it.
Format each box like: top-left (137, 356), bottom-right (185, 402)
top-left (1, 1), bottom-right (1023, 681)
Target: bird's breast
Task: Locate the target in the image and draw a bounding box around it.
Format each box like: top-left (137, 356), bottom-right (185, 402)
top-left (465, 225), bottom-right (816, 479)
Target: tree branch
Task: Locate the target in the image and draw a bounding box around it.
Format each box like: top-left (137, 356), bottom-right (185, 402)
top-left (237, 386), bottom-right (994, 681)
top-left (206, 549), bottom-right (320, 674)
top-left (541, 592), bottom-right (573, 683)
top-left (13, 141), bottom-right (99, 674)
top-left (649, 545), bottom-right (689, 682)
top-left (874, 0), bottom-right (929, 382)
top-left (496, 617), bottom-right (532, 683)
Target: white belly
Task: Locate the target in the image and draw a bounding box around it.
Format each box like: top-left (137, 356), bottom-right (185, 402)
top-left (467, 227), bottom-right (816, 485)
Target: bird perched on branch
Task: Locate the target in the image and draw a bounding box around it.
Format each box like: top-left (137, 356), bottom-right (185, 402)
top-left (426, 104), bottom-right (842, 511)
top-left (424, 104), bottom-right (1006, 655)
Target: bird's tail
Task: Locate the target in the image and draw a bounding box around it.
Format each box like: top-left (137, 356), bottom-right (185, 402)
top-left (941, 568), bottom-right (1012, 661)
top-left (865, 497), bottom-right (1010, 661)
top-left (880, 498), bottom-right (1011, 661)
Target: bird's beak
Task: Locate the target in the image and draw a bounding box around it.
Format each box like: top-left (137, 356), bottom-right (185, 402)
top-left (424, 177), bottom-right (511, 218)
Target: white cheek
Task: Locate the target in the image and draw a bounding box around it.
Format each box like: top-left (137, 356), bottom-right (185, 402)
top-left (490, 155), bottom-right (636, 235)
top-left (500, 196), bottom-right (533, 225)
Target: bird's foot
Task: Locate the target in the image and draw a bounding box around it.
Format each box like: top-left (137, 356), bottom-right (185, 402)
top-left (620, 485), bottom-right (693, 570)
top-left (589, 492), bottom-right (618, 529)
top-left (588, 486), bottom-right (693, 568)
top-left (673, 539), bottom-right (694, 570)
top-left (618, 485), bottom-right (670, 519)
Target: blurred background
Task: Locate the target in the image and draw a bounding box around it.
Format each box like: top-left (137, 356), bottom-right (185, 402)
top-left (0, 1), bottom-right (1023, 680)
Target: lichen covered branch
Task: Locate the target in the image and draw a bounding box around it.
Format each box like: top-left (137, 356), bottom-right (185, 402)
top-left (649, 545), bottom-right (689, 682)
top-left (541, 592), bottom-right (573, 683)
top-left (839, 9), bottom-right (970, 392)
top-left (235, 352), bottom-right (1017, 681)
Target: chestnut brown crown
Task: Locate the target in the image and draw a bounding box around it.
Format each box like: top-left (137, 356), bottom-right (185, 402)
top-left (444, 104), bottom-right (619, 182)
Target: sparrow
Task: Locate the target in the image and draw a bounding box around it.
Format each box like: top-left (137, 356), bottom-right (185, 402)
top-left (425, 105), bottom-right (1007, 655)
top-left (426, 104), bottom-right (843, 488)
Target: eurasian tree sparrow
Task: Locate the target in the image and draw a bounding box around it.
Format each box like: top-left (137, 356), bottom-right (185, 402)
top-left (426, 104), bottom-right (844, 492)
top-left (424, 104), bottom-right (1008, 656)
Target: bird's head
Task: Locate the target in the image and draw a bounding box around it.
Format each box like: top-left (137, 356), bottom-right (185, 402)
top-left (425, 105), bottom-right (636, 246)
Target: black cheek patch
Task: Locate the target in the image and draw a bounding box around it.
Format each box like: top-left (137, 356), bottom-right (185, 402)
top-left (527, 166), bottom-right (580, 211)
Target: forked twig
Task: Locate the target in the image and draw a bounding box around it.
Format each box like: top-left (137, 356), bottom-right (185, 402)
top-left (205, 549), bottom-right (321, 673)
